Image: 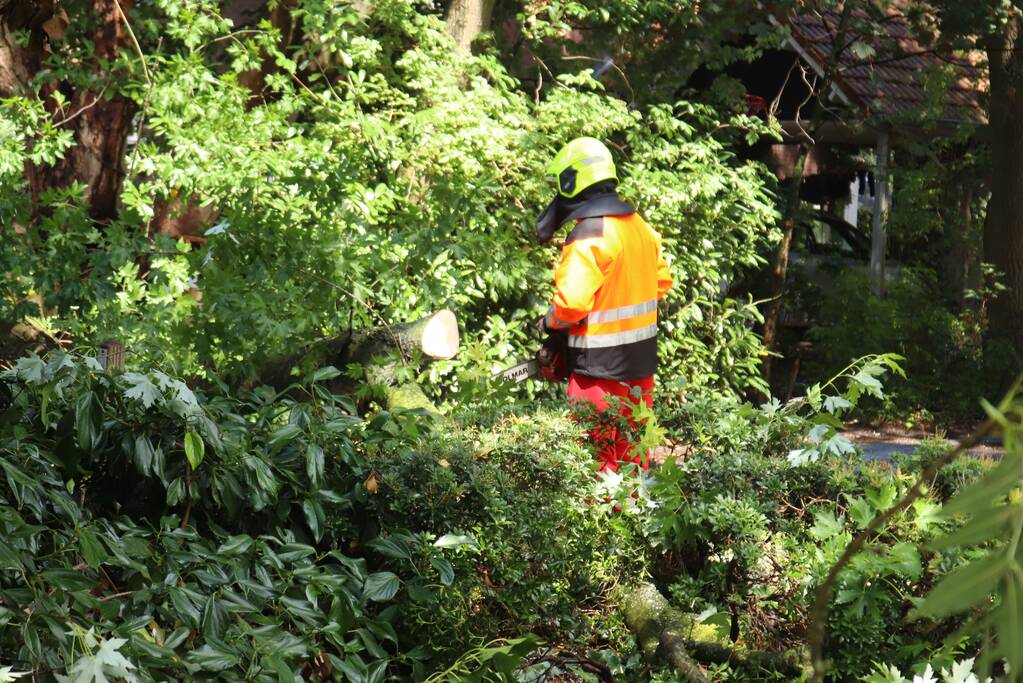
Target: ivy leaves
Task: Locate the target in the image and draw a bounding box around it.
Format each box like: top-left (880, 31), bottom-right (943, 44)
top-left (0, 351), bottom-right (470, 679)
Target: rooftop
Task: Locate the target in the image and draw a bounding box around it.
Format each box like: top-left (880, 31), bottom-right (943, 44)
top-left (780, 5), bottom-right (987, 126)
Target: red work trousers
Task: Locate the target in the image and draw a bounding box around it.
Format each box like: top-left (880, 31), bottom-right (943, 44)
top-left (567, 373), bottom-right (654, 473)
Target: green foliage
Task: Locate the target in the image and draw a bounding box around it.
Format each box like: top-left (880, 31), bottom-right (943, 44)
top-left (364, 406), bottom-right (649, 660)
top-left (422, 635), bottom-right (542, 683)
top-left (509, 0), bottom-right (783, 106)
top-left (864, 657), bottom-right (989, 683)
top-left (619, 356), bottom-right (1004, 680)
top-left (0, 352), bottom-right (465, 679)
top-left (808, 268), bottom-right (1000, 420)
top-left (0, 352), bottom-right (655, 678)
top-left (1, 0), bottom-right (778, 402)
top-left (907, 391), bottom-right (1023, 679)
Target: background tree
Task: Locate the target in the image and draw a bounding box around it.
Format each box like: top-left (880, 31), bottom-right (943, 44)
top-left (912, 1), bottom-right (1023, 352)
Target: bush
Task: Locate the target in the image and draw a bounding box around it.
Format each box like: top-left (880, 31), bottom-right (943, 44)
top-left (0, 353), bottom-right (469, 679)
top-left (365, 406), bottom-right (649, 662)
top-left (808, 268), bottom-right (989, 421)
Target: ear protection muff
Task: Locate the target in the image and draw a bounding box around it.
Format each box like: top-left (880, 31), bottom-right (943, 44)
top-left (559, 167), bottom-right (577, 195)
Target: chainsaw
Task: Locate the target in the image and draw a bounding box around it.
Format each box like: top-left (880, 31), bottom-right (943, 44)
top-left (495, 327), bottom-right (568, 383)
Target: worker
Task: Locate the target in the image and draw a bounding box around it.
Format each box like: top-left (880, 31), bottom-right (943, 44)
top-left (535, 137), bottom-right (673, 473)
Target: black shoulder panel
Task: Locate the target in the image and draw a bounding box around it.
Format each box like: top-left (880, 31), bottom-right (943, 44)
top-left (566, 217), bottom-right (605, 245)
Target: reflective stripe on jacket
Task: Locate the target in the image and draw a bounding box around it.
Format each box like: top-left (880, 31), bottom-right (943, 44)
top-left (545, 212), bottom-right (673, 380)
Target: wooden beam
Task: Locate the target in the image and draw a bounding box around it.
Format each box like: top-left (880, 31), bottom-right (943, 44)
top-left (869, 128), bottom-right (890, 296)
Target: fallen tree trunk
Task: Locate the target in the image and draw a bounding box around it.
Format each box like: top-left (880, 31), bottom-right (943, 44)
top-left (0, 318), bottom-right (70, 368)
top-left (622, 583), bottom-right (709, 683)
top-left (621, 582), bottom-right (808, 681)
top-left (346, 309), bottom-right (459, 367)
top-left (258, 310), bottom-right (460, 412)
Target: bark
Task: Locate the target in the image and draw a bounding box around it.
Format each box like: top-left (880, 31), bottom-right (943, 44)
top-left (761, 5), bottom-right (854, 387)
top-left (235, 0), bottom-right (297, 102)
top-left (983, 14), bottom-right (1023, 350)
top-left (0, 319), bottom-right (69, 367)
top-left (445, 0), bottom-right (496, 52)
top-left (621, 582), bottom-right (809, 680)
top-left (941, 183), bottom-right (978, 308)
top-left (622, 582), bottom-right (709, 683)
top-left (0, 1), bottom-right (60, 94)
top-left (2, 0), bottom-right (136, 223)
top-left (258, 311), bottom-right (459, 412)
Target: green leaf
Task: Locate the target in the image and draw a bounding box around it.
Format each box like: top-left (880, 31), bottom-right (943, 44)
top-left (431, 557), bottom-right (454, 586)
top-left (407, 582), bottom-right (437, 604)
top-left (363, 572), bottom-right (400, 602)
top-left (202, 595), bottom-right (227, 640)
top-left (368, 536), bottom-right (411, 561)
top-left (847, 497), bottom-right (874, 529)
top-left (217, 534), bottom-right (255, 557)
top-left (62, 635), bottom-right (137, 682)
top-left (168, 586), bottom-right (201, 627)
top-left (940, 452), bottom-right (1023, 519)
top-left (888, 542), bottom-right (922, 580)
top-left (268, 423), bottom-right (303, 450)
top-left (187, 643), bottom-right (239, 672)
top-left (929, 505), bottom-right (1021, 551)
top-left (302, 498), bottom-right (324, 543)
top-left (996, 569), bottom-right (1023, 674)
top-left (311, 366), bottom-right (341, 382)
top-left (913, 552), bottom-right (1010, 620)
top-left (122, 372), bottom-right (162, 409)
top-left (809, 511), bottom-right (844, 540)
top-left (133, 435), bottom-right (156, 477)
top-left (78, 527), bottom-right (108, 568)
top-left (305, 443), bottom-right (324, 486)
top-left (184, 431), bottom-right (205, 469)
top-left (823, 395), bottom-right (853, 414)
top-left (263, 655), bottom-right (295, 683)
top-left (356, 628), bottom-right (387, 659)
top-left (433, 533), bottom-right (477, 550)
top-left (75, 390), bottom-right (102, 451)
top-left (42, 568), bottom-right (95, 592)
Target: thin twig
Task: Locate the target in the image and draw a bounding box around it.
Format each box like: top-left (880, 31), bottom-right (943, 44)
top-left (806, 375), bottom-right (1023, 682)
top-left (55, 85), bottom-right (110, 127)
top-left (296, 267), bottom-right (408, 365)
top-left (793, 65), bottom-right (818, 144)
top-left (769, 59), bottom-right (799, 121)
top-left (561, 54), bottom-right (636, 106)
top-left (128, 36), bottom-right (161, 178)
top-left (99, 591), bottom-right (132, 602)
top-left (531, 55), bottom-right (570, 91)
top-left (112, 0), bottom-right (151, 86)
top-left (200, 28), bottom-right (264, 51)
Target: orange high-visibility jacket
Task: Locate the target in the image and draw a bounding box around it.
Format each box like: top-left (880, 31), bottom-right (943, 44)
top-left (544, 212), bottom-right (673, 380)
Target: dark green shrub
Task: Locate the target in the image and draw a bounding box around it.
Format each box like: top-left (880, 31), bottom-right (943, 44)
top-left (366, 407), bottom-right (650, 661)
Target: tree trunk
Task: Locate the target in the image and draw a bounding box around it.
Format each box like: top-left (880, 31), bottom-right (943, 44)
top-left (258, 310), bottom-right (460, 412)
top-left (622, 583), bottom-right (710, 683)
top-left (942, 183), bottom-right (978, 309)
top-left (984, 16), bottom-right (1023, 351)
top-left (0, 1), bottom-right (60, 93)
top-left (761, 5), bottom-right (854, 388)
top-left (2, 0), bottom-right (136, 223)
top-left (445, 0), bottom-right (495, 51)
top-left (761, 156), bottom-right (807, 386)
top-left (621, 582), bottom-right (809, 680)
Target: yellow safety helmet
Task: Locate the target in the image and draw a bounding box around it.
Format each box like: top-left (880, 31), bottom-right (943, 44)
top-left (546, 137), bottom-right (618, 198)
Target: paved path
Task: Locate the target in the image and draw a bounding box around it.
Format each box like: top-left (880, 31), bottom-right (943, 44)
top-left (846, 426), bottom-right (1003, 463)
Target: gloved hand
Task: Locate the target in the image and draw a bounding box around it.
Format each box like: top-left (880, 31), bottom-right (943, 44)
top-left (533, 314), bottom-right (550, 339)
top-left (537, 329), bottom-right (568, 382)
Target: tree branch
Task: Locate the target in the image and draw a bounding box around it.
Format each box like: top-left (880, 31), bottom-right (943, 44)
top-left (807, 374), bottom-right (1023, 681)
